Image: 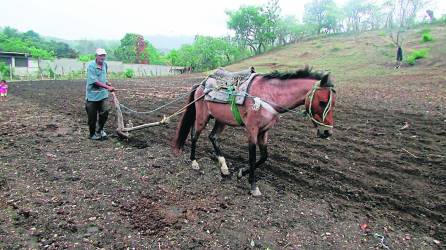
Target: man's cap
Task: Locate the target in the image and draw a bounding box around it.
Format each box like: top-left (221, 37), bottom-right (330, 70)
top-left (96, 48), bottom-right (107, 55)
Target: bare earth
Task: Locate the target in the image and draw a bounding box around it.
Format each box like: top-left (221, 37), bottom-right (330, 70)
top-left (0, 74), bottom-right (444, 249)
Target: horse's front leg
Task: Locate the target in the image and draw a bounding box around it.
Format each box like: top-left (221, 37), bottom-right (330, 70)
top-left (208, 121), bottom-right (229, 176)
top-left (238, 131), bottom-right (268, 178)
top-left (248, 143), bottom-right (262, 196)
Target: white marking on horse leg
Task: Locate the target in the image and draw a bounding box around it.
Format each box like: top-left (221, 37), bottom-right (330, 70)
top-left (238, 167), bottom-right (247, 178)
top-left (218, 156), bottom-right (229, 175)
top-left (191, 160), bottom-right (200, 170)
top-left (251, 186), bottom-right (262, 196)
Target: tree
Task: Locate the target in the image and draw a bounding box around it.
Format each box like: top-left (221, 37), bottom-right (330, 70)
top-left (343, 0), bottom-right (373, 32)
top-left (114, 33), bottom-right (163, 64)
top-left (165, 36), bottom-right (248, 71)
top-left (227, 6), bottom-right (268, 54)
top-left (1, 27), bottom-right (77, 59)
top-left (303, 0), bottom-right (341, 34)
top-left (114, 33), bottom-right (140, 63)
top-left (276, 16), bottom-right (307, 44)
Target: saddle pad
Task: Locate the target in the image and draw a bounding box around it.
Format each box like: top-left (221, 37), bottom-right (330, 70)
top-left (204, 73), bottom-right (257, 105)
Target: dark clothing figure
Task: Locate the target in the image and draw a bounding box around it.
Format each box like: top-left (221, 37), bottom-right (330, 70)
top-left (85, 98), bottom-right (110, 138)
top-left (395, 46), bottom-right (403, 68)
top-left (396, 46), bottom-right (403, 62)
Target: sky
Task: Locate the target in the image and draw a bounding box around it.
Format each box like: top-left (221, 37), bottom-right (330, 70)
top-left (1, 0), bottom-right (445, 40)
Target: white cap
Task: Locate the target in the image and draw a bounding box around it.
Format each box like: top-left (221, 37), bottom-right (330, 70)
top-left (95, 48), bottom-right (107, 55)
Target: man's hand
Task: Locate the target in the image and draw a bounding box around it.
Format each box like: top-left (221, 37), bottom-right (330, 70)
top-left (108, 86), bottom-right (116, 92)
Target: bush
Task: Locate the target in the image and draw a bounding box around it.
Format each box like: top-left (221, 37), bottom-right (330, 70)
top-left (124, 68), bottom-right (134, 78)
top-left (406, 48), bottom-right (428, 65)
top-left (0, 62), bottom-right (10, 78)
top-left (422, 32), bottom-right (433, 42)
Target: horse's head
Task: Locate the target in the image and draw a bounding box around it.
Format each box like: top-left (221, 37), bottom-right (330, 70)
top-left (305, 73), bottom-right (336, 139)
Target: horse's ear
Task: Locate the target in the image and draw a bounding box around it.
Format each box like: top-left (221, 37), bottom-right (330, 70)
top-left (321, 73), bottom-right (330, 86)
top-left (250, 66), bottom-right (255, 73)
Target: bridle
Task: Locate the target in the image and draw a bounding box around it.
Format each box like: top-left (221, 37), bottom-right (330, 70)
top-left (306, 81), bottom-right (335, 128)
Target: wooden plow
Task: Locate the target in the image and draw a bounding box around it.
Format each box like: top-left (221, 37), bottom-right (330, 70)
top-left (111, 92), bottom-right (170, 138)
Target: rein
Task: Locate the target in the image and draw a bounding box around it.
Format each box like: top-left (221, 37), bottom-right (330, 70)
top-left (306, 82), bottom-right (335, 128)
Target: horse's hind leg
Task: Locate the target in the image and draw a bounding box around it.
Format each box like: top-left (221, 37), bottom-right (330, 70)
top-left (190, 126), bottom-right (200, 170)
top-left (208, 120), bottom-right (229, 176)
top-left (190, 98), bottom-right (210, 170)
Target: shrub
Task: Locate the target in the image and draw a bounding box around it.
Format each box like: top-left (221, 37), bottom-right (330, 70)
top-left (0, 62), bottom-right (10, 78)
top-left (406, 48), bottom-right (428, 65)
top-left (422, 32), bottom-right (433, 42)
top-left (124, 68), bottom-right (134, 78)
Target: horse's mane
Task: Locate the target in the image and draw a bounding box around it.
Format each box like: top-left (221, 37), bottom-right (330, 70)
top-left (262, 66), bottom-right (333, 87)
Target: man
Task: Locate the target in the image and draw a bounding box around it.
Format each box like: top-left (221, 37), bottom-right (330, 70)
top-left (395, 46), bottom-right (403, 69)
top-left (85, 48), bottom-right (115, 140)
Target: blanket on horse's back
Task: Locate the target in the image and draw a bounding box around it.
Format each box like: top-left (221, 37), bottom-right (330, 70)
top-left (203, 67), bottom-right (257, 105)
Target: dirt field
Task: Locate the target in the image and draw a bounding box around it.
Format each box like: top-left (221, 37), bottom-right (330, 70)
top-left (0, 73), bottom-right (444, 249)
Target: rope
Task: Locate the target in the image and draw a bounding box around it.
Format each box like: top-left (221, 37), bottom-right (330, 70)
top-left (307, 83), bottom-right (335, 128)
top-left (115, 80), bottom-right (332, 130)
top-left (162, 93), bottom-right (206, 122)
top-left (118, 90), bottom-right (193, 115)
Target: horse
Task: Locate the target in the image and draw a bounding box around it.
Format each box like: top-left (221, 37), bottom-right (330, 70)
top-left (172, 67), bottom-right (336, 196)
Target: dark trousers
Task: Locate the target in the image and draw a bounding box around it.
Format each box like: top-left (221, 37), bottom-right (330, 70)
top-left (85, 98), bottom-right (110, 137)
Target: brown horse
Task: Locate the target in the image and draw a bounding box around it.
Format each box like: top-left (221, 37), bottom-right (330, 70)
top-left (173, 67), bottom-right (336, 196)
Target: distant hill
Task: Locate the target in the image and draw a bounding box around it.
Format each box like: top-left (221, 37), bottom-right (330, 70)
top-left (144, 35), bottom-right (195, 53)
top-left (47, 35), bottom-right (195, 54)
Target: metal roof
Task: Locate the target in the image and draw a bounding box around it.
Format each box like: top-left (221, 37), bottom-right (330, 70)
top-left (0, 51), bottom-right (29, 57)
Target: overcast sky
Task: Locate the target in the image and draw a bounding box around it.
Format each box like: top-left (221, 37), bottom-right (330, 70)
top-left (2, 0), bottom-right (445, 40)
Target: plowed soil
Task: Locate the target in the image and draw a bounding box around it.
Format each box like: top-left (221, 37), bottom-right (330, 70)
top-left (0, 73), bottom-right (444, 249)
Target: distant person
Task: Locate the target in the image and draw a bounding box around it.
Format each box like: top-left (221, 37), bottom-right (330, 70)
top-left (395, 46), bottom-right (403, 69)
top-left (0, 80), bottom-right (7, 101)
top-left (85, 48), bottom-right (115, 140)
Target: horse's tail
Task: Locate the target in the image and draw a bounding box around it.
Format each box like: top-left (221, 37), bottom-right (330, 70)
top-left (172, 84), bottom-right (199, 156)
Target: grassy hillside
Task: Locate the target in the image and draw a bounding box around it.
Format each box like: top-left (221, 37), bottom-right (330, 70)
top-left (224, 24), bottom-right (446, 83)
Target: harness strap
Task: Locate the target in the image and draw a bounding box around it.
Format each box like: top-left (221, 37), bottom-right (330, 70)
top-left (227, 85), bottom-right (244, 125)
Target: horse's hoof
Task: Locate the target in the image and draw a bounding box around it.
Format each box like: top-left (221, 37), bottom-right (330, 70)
top-left (221, 168), bottom-right (230, 176)
top-left (250, 187), bottom-right (262, 197)
top-left (237, 169), bottom-right (244, 179)
top-left (218, 157), bottom-right (230, 176)
top-left (191, 160), bottom-right (200, 170)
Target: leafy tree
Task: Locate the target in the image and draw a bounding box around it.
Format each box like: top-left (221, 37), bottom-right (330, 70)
top-left (114, 33), bottom-right (139, 63)
top-left (343, 0), bottom-right (373, 32)
top-left (276, 16), bottom-right (308, 44)
top-left (114, 33), bottom-right (164, 64)
top-left (303, 0), bottom-right (341, 34)
top-left (0, 27), bottom-right (77, 58)
top-left (165, 36), bottom-right (249, 71)
top-left (227, 6), bottom-right (270, 54)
